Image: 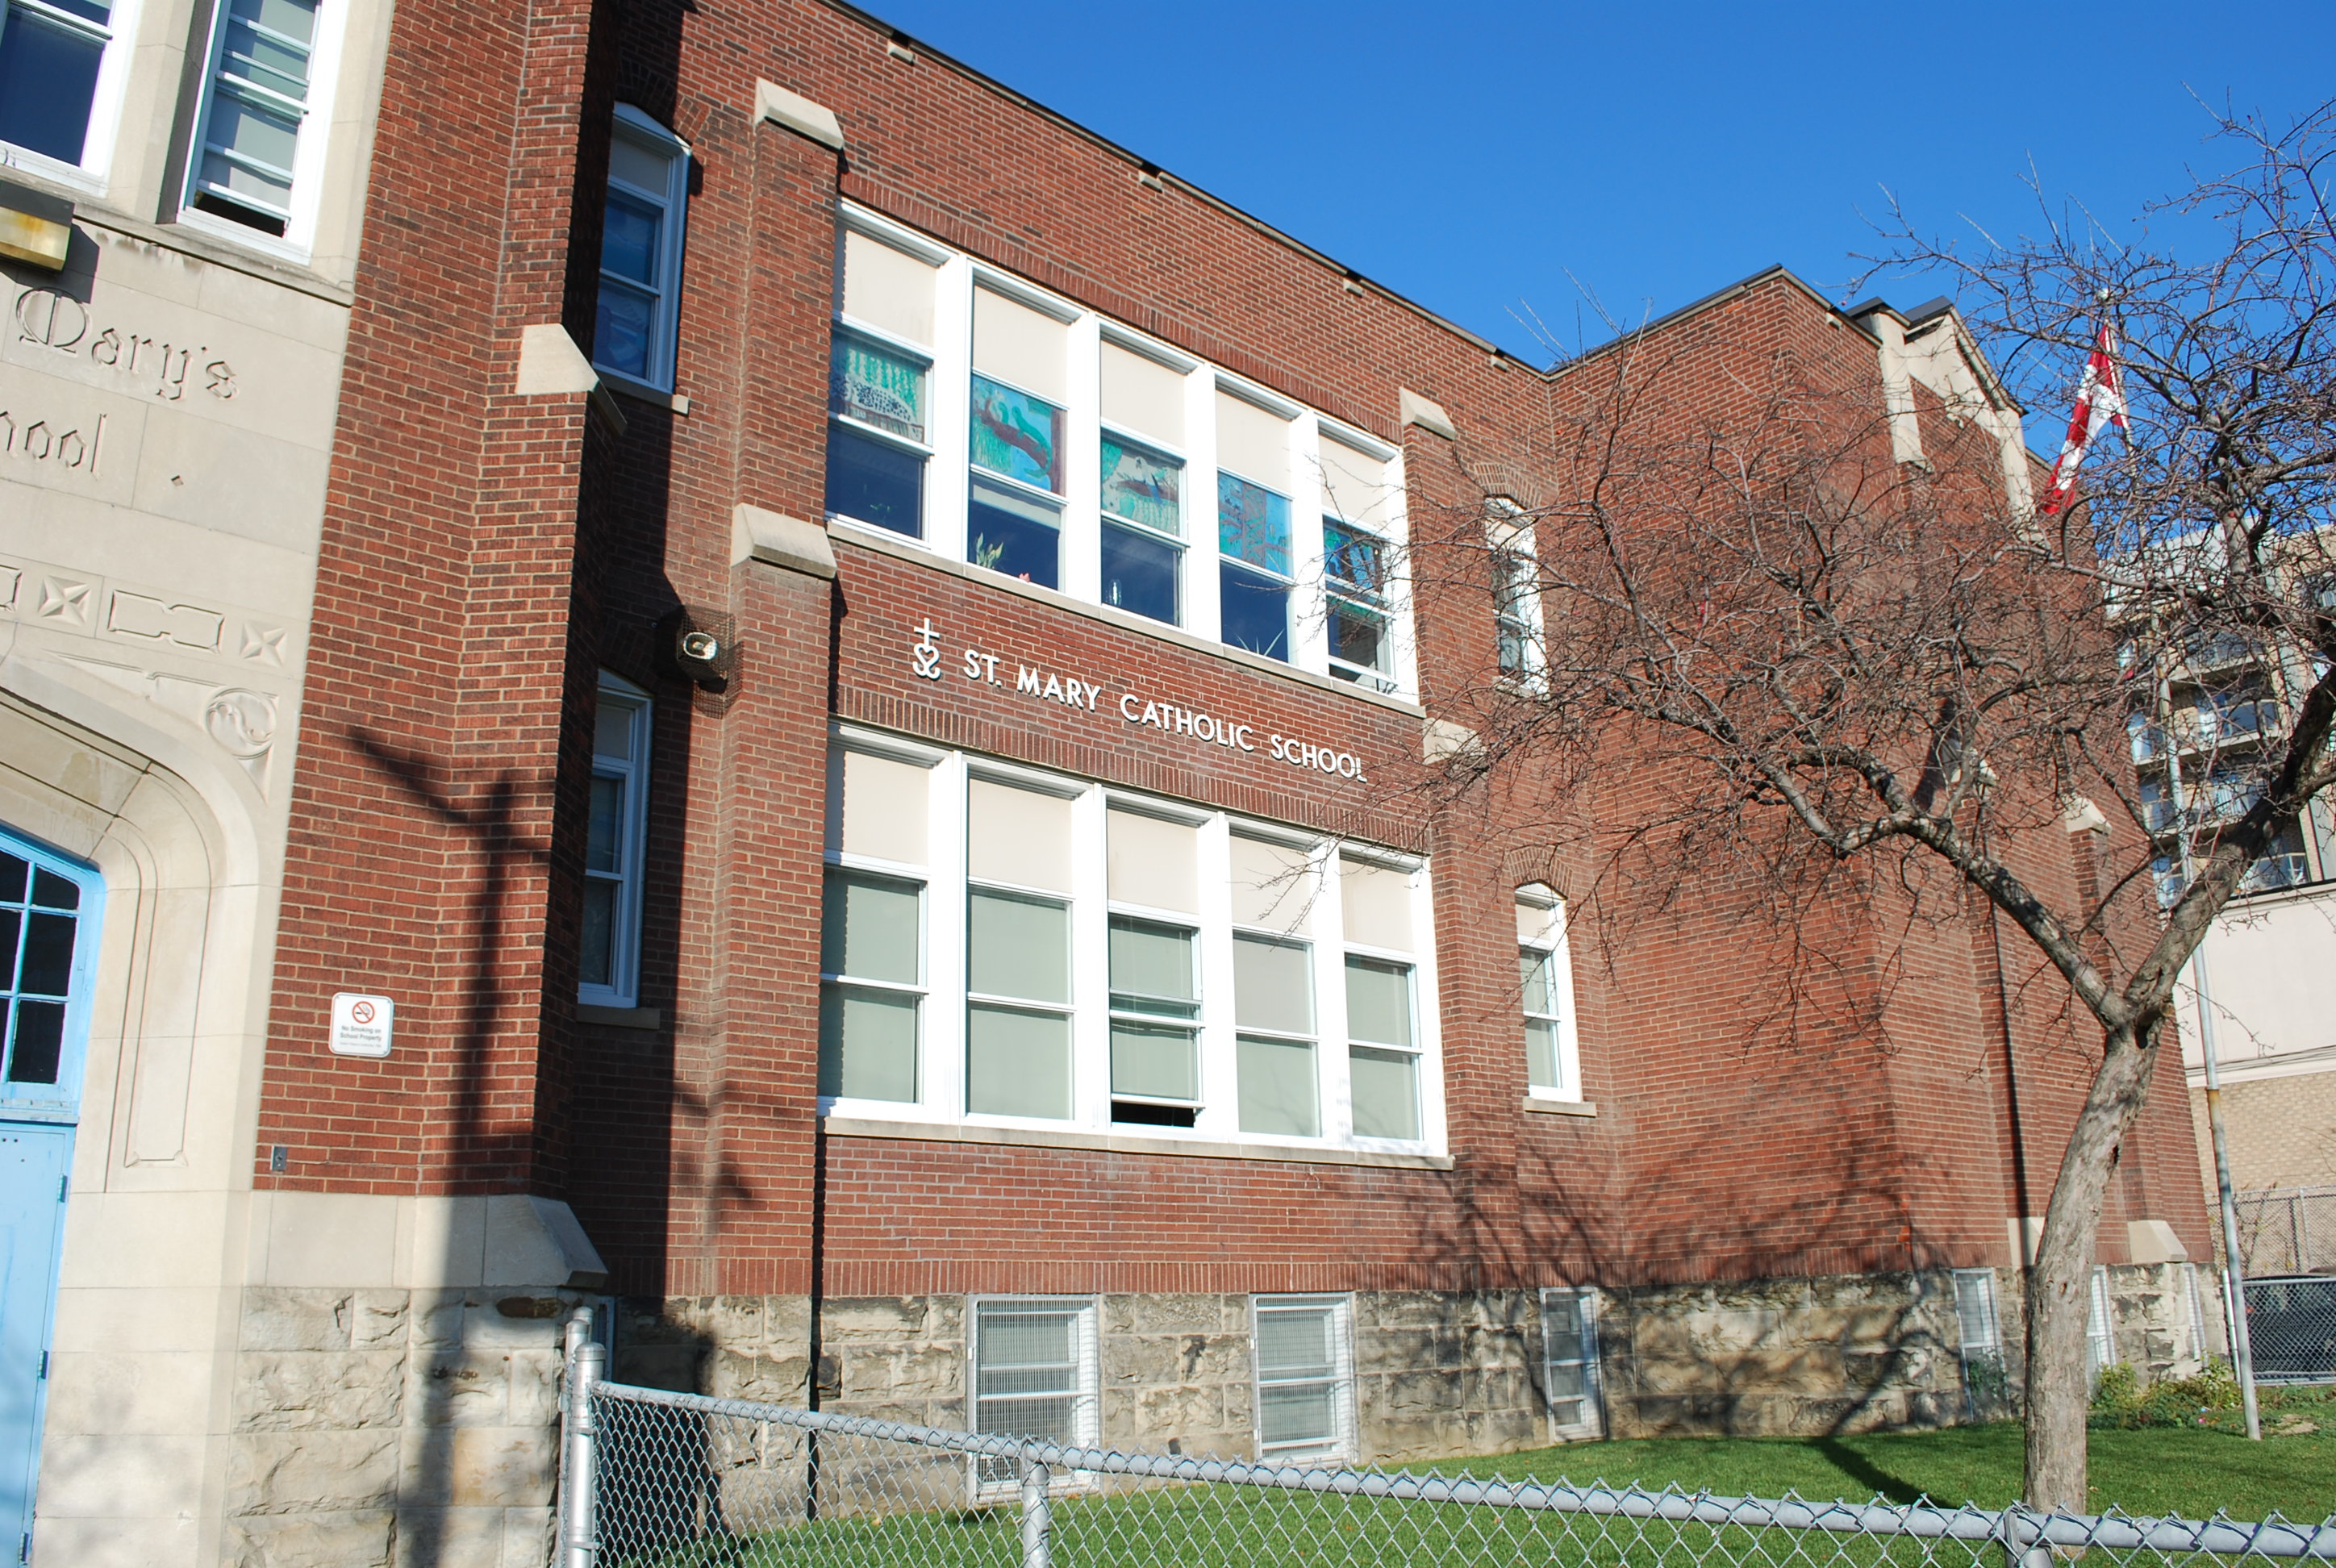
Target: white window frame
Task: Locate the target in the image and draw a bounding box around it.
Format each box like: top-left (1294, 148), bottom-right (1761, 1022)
top-left (0, 0), bottom-right (143, 192)
top-left (827, 209), bottom-right (953, 543)
top-left (579, 674), bottom-right (651, 1010)
top-left (1316, 423), bottom-right (1412, 695)
top-left (1341, 871), bottom-right (1425, 1146)
top-left (819, 865), bottom-right (926, 1103)
top-left (1096, 421), bottom-right (1187, 628)
top-left (814, 727), bottom-right (1444, 1158)
top-left (173, 0), bottom-right (349, 261)
top-left (1104, 910), bottom-right (1202, 1123)
top-left (2086, 1266), bottom-right (2117, 1381)
top-left (966, 1295), bottom-right (1099, 1499)
top-left (591, 103), bottom-right (690, 394)
top-left (1251, 1293), bottom-right (1355, 1463)
top-left (1539, 1287), bottom-right (1604, 1441)
top-left (819, 732), bottom-right (940, 1103)
top-left (824, 204), bottom-right (1416, 698)
top-left (1517, 885), bottom-right (1581, 1103)
top-left (1488, 499), bottom-right (1546, 690)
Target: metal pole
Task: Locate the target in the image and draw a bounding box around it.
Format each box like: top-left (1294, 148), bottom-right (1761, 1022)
top-left (2188, 948), bottom-right (2263, 1441)
top-left (562, 1307), bottom-right (606, 1568)
top-left (1019, 1455), bottom-right (1053, 1568)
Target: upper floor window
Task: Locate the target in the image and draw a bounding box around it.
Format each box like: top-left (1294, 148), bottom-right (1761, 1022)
top-left (829, 225), bottom-right (939, 540)
top-left (579, 676), bottom-right (651, 1009)
top-left (181, 0), bottom-right (321, 237)
top-left (1517, 885), bottom-right (1579, 1101)
top-left (593, 105), bottom-right (689, 393)
top-left (969, 286), bottom-right (1070, 588)
top-left (0, 0), bottom-right (136, 180)
top-left (1489, 500), bottom-right (1545, 686)
top-left (820, 208), bottom-right (1412, 697)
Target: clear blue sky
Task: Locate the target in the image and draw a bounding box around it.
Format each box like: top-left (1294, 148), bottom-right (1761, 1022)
top-left (859, 0), bottom-right (2334, 370)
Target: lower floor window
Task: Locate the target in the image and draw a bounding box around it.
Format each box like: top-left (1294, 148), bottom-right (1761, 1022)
top-left (970, 1298), bottom-right (1099, 1488)
top-left (1253, 1295), bottom-right (1354, 1462)
top-left (1540, 1287), bottom-right (1603, 1439)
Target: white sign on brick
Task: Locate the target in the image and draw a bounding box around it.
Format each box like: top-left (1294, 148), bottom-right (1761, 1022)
top-left (329, 992), bottom-right (394, 1057)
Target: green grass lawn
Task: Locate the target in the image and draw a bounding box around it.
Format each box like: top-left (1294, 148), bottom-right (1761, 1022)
top-left (1456, 1413), bottom-right (2336, 1523)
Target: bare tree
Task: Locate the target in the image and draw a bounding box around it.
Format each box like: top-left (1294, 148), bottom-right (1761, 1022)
top-left (1405, 98), bottom-right (2336, 1509)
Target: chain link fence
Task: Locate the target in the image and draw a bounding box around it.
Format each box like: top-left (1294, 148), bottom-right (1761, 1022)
top-left (557, 1324), bottom-right (2336, 1568)
top-left (2235, 1186), bottom-right (2335, 1277)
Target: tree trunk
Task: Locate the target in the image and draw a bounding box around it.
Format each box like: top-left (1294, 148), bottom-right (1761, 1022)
top-left (2021, 1023), bottom-right (2160, 1512)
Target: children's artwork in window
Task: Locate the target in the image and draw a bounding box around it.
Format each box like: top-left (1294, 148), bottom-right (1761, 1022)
top-left (1324, 520), bottom-right (1385, 601)
top-left (1101, 437), bottom-right (1182, 537)
top-left (972, 374), bottom-right (1065, 492)
top-left (1219, 473), bottom-right (1291, 578)
top-left (832, 332), bottom-right (928, 442)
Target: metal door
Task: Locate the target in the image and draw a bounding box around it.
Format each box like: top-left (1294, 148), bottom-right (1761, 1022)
top-left (0, 832), bottom-right (102, 1563)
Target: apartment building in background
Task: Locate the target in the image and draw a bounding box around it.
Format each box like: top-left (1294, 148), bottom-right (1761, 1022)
top-left (0, 2), bottom-right (2222, 1564)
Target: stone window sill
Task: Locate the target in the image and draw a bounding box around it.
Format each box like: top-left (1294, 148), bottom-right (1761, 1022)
top-left (578, 1004), bottom-right (662, 1030)
top-left (823, 1115), bottom-right (1454, 1170)
top-left (1521, 1095), bottom-right (1596, 1117)
top-left (601, 370), bottom-right (691, 414)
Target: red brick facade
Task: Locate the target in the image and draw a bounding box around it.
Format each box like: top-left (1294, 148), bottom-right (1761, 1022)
top-left (257, 0), bottom-right (2209, 1327)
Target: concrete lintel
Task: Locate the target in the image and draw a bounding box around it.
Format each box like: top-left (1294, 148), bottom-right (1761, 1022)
top-left (755, 79), bottom-right (845, 150)
top-left (1400, 387), bottom-right (1457, 441)
top-left (2126, 1219), bottom-right (2190, 1265)
top-left (733, 504), bottom-right (837, 579)
top-left (1521, 1095), bottom-right (1598, 1117)
top-left (515, 323), bottom-right (627, 437)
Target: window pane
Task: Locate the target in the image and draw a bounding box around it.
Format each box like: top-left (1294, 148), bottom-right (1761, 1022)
top-left (0, 914), bottom-right (15, 972)
top-left (0, 854), bottom-right (23, 902)
top-left (578, 882), bottom-right (614, 987)
top-left (1329, 601), bottom-right (1387, 678)
top-left (1220, 563), bottom-right (1289, 661)
top-left (1108, 917), bottom-right (1195, 1011)
top-left (1319, 438), bottom-right (1387, 524)
top-left (1101, 340), bottom-right (1184, 445)
top-left (1258, 1383), bottom-right (1334, 1446)
top-left (1100, 521), bottom-right (1179, 625)
top-left (1349, 1045), bottom-right (1418, 1140)
top-left (841, 230), bottom-right (938, 346)
top-left (1525, 1018), bottom-right (1560, 1092)
top-left (831, 332), bottom-right (927, 442)
top-left (586, 775), bottom-right (624, 874)
top-left (1215, 390), bottom-right (1288, 488)
top-left (1101, 437), bottom-right (1183, 537)
top-left (594, 281), bottom-right (653, 379)
top-left (1233, 936), bottom-right (1311, 1035)
top-left (1228, 836), bottom-right (1310, 930)
top-left (822, 871), bottom-right (921, 985)
top-left (819, 984), bottom-right (919, 1101)
top-left (27, 869), bottom-right (73, 912)
top-left (1519, 949), bottom-right (1554, 1014)
top-left (1218, 473), bottom-right (1291, 576)
top-left (967, 782), bottom-right (1074, 895)
top-left (594, 697), bottom-right (639, 761)
top-left (967, 1003), bottom-right (1070, 1119)
top-left (1323, 521), bottom-right (1385, 598)
top-left (1547, 1362), bottom-right (1586, 1399)
top-left (1344, 957), bottom-right (1412, 1047)
top-left (1257, 1308), bottom-right (1333, 1376)
top-left (0, 8), bottom-right (105, 163)
top-left (1237, 1035), bottom-right (1316, 1137)
top-left (970, 375), bottom-right (1065, 492)
top-left (825, 425), bottom-right (924, 538)
top-left (1340, 861), bottom-right (1412, 952)
top-left (601, 190), bottom-right (661, 286)
top-left (973, 288), bottom-right (1069, 405)
top-left (975, 1394), bottom-right (1076, 1442)
top-left (832, 749), bottom-right (929, 865)
top-left (1107, 809), bottom-right (1199, 915)
top-left (607, 131), bottom-right (670, 195)
top-left (17, 913), bottom-right (74, 996)
top-left (969, 477), bottom-right (1062, 589)
top-left (195, 92), bottom-right (302, 216)
top-left (980, 1307), bottom-right (1076, 1376)
top-left (968, 889), bottom-right (1068, 1003)
top-left (7, 1000), bottom-right (64, 1085)
top-left (1110, 1020), bottom-right (1197, 1102)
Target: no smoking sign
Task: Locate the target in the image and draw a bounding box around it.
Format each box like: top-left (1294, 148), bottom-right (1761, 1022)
top-left (329, 992), bottom-right (395, 1057)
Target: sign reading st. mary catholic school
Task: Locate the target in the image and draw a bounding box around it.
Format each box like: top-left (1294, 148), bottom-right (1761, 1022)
top-left (906, 618), bottom-right (1371, 782)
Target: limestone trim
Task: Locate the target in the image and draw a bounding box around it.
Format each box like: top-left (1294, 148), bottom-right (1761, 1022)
top-left (822, 1116), bottom-right (1458, 1170)
top-left (832, 528), bottom-right (1429, 718)
top-left (734, 505), bottom-right (837, 579)
top-left (754, 78), bottom-right (845, 150)
top-left (1521, 1095), bottom-right (1597, 1117)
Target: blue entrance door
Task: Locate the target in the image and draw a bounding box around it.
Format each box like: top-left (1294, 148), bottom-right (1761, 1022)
top-left (0, 834), bottom-right (101, 1563)
top-left (0, 1124), bottom-right (68, 1558)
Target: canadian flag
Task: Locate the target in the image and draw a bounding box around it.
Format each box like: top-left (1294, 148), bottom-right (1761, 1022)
top-left (2040, 323), bottom-right (2130, 515)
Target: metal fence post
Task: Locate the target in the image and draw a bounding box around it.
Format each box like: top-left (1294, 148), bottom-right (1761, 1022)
top-left (561, 1307), bottom-right (605, 1568)
top-left (1019, 1453), bottom-right (1052, 1568)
